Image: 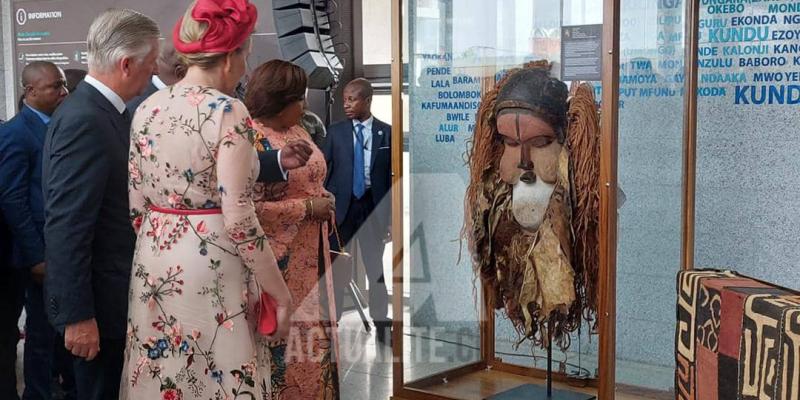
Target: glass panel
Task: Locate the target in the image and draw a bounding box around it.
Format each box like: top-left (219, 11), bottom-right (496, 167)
top-left (404, 0), bottom-right (484, 385)
top-left (615, 0), bottom-right (684, 395)
top-left (694, 0), bottom-right (800, 289)
top-left (404, 0), bottom-right (603, 395)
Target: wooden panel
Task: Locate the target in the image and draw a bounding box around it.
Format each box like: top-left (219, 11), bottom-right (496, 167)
top-left (478, 67), bottom-right (497, 366)
top-left (390, 0), bottom-right (405, 396)
top-left (599, 0), bottom-right (621, 398)
top-left (680, 0), bottom-right (700, 271)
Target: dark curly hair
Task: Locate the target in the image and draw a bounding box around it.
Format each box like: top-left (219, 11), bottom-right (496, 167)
top-left (244, 59), bottom-right (307, 120)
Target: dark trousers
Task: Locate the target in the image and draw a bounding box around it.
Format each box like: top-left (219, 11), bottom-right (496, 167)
top-left (0, 268), bottom-right (27, 400)
top-left (23, 283), bottom-right (75, 400)
top-left (71, 338), bottom-right (124, 400)
top-left (332, 191), bottom-right (389, 324)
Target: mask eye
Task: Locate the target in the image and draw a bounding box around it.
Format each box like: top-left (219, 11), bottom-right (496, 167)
top-left (501, 136), bottom-right (520, 147)
top-left (528, 136), bottom-right (554, 148)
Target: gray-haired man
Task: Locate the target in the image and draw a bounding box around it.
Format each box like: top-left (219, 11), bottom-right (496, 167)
top-left (42, 9), bottom-right (160, 399)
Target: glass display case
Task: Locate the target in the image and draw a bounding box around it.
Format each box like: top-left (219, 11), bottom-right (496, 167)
top-left (386, 0), bottom-right (800, 399)
top-left (389, 1), bottom-right (616, 399)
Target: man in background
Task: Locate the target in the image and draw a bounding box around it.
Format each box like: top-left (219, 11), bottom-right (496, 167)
top-left (126, 41), bottom-right (185, 112)
top-left (323, 78), bottom-right (393, 344)
top-left (63, 70), bottom-right (87, 94)
top-left (0, 61), bottom-right (70, 400)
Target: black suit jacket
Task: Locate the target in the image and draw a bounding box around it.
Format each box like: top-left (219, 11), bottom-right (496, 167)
top-left (322, 118), bottom-right (392, 228)
top-left (42, 81), bottom-right (136, 339)
top-left (257, 150), bottom-right (286, 183)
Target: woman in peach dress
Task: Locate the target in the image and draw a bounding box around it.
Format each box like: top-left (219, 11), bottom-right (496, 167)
top-left (244, 60), bottom-right (340, 399)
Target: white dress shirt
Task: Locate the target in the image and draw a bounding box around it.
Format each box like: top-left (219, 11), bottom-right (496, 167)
top-left (152, 75), bottom-right (167, 90)
top-left (84, 75), bottom-right (126, 114)
top-left (352, 116), bottom-right (374, 187)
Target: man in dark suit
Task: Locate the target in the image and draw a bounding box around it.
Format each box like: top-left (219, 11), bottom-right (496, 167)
top-left (0, 61), bottom-right (71, 400)
top-left (323, 78), bottom-right (393, 343)
top-left (42, 10), bottom-right (160, 400)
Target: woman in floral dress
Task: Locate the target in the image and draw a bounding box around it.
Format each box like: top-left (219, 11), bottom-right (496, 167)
top-left (244, 60), bottom-right (340, 399)
top-left (121, 1), bottom-right (292, 399)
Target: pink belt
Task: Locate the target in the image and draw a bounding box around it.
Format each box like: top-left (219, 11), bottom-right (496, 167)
top-left (148, 205), bottom-right (222, 215)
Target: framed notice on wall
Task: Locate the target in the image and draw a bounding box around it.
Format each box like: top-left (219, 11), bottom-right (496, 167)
top-left (561, 24), bottom-right (603, 82)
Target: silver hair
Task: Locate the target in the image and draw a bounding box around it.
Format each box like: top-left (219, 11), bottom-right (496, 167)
top-left (86, 9), bottom-right (160, 73)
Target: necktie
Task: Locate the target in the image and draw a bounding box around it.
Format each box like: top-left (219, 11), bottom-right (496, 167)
top-left (353, 123), bottom-right (366, 199)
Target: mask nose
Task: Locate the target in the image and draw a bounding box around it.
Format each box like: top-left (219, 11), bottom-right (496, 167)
top-left (517, 142), bottom-right (534, 176)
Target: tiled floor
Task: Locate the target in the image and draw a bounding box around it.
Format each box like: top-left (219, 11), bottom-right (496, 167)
top-left (13, 309), bottom-right (399, 400)
top-left (337, 311), bottom-right (395, 400)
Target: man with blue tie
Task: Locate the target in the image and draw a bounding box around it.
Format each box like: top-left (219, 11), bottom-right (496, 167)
top-left (324, 78), bottom-right (393, 344)
top-left (0, 61), bottom-right (70, 400)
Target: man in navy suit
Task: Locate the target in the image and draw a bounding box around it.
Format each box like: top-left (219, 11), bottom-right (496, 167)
top-left (42, 10), bottom-right (160, 400)
top-left (0, 61), bottom-right (70, 400)
top-left (323, 78), bottom-right (393, 344)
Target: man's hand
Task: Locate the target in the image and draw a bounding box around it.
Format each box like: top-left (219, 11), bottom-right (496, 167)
top-left (64, 318), bottom-right (100, 361)
top-left (280, 141), bottom-right (313, 171)
top-left (30, 262), bottom-right (46, 285)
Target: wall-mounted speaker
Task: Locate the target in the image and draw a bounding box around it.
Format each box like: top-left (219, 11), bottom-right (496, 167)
top-left (272, 0), bottom-right (327, 10)
top-left (274, 8), bottom-right (330, 37)
top-left (273, 0), bottom-right (342, 90)
top-left (278, 33), bottom-right (334, 62)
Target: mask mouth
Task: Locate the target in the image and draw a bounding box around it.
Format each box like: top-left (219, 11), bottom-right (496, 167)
top-left (519, 170), bottom-right (536, 184)
top-left (511, 176), bottom-right (555, 231)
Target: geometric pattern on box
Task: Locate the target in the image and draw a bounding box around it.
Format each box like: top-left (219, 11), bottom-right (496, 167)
top-left (676, 269), bottom-right (800, 400)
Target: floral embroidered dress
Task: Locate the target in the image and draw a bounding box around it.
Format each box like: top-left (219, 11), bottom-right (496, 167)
top-left (122, 85), bottom-right (274, 400)
top-left (253, 123), bottom-right (339, 399)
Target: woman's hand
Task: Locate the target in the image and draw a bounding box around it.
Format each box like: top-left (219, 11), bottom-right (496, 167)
top-left (307, 196), bottom-right (334, 220)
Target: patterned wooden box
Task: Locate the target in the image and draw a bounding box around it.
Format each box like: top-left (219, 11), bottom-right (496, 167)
top-left (676, 269), bottom-right (800, 400)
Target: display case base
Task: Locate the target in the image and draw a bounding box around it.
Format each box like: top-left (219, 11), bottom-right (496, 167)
top-left (487, 384), bottom-right (596, 400)
top-left (394, 369), bottom-right (597, 400)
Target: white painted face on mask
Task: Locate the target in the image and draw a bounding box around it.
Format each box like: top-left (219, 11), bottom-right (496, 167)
top-left (511, 173), bottom-right (555, 231)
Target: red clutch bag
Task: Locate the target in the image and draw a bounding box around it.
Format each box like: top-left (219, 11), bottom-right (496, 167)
top-left (258, 293), bottom-right (278, 336)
